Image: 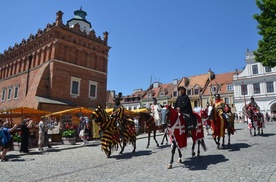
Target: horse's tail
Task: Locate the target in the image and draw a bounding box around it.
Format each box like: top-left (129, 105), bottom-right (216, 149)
top-left (201, 139), bottom-right (208, 152)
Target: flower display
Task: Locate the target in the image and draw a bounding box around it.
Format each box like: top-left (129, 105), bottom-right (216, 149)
top-left (62, 124), bottom-right (76, 138)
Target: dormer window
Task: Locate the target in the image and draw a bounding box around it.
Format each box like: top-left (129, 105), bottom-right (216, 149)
top-left (187, 89), bottom-right (191, 95)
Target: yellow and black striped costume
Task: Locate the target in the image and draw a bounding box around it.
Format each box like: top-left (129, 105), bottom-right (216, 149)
top-left (92, 105), bottom-right (120, 157)
top-left (112, 105), bottom-right (137, 154)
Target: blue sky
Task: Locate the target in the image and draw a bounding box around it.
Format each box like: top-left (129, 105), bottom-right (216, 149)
top-left (0, 1), bottom-right (261, 96)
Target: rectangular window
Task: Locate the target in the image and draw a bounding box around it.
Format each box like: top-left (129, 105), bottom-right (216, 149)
top-left (194, 89), bottom-right (199, 95)
top-left (253, 83), bottom-right (260, 94)
top-left (89, 81), bottom-right (98, 99)
top-left (227, 84), bottom-right (234, 91)
top-left (194, 101), bottom-right (198, 107)
top-left (1, 88), bottom-right (7, 101)
top-left (225, 97), bottom-right (230, 104)
top-left (173, 91), bottom-right (177, 97)
top-left (7, 87), bottom-right (12, 100)
top-left (265, 66), bottom-right (271, 72)
top-left (72, 81), bottom-right (79, 94)
top-left (70, 76), bottom-right (81, 96)
top-left (252, 65), bottom-right (258, 74)
top-left (211, 86), bottom-right (217, 94)
top-left (14, 85), bottom-right (19, 99)
top-left (187, 89), bottom-right (191, 95)
top-left (266, 81), bottom-right (274, 93)
top-left (241, 84), bottom-right (248, 95)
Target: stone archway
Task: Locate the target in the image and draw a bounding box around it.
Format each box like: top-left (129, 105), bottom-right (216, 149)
top-left (271, 103), bottom-right (276, 113)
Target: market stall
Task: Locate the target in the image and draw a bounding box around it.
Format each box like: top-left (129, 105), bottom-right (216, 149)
top-left (0, 107), bottom-right (51, 149)
top-left (45, 107), bottom-right (94, 143)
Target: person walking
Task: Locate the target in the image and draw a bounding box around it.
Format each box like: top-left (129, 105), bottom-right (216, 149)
top-left (1, 121), bottom-right (18, 162)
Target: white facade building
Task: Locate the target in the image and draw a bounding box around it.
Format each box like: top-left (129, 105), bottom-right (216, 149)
top-left (233, 50), bottom-right (276, 117)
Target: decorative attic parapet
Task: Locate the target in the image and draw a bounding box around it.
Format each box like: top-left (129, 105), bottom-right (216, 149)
top-left (0, 10), bottom-right (109, 63)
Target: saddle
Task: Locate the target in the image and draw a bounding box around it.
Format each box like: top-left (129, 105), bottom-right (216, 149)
top-left (183, 113), bottom-right (197, 131)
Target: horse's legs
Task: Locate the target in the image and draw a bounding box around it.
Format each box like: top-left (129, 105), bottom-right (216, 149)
top-left (146, 130), bottom-right (151, 148)
top-left (177, 148), bottom-right (182, 163)
top-left (132, 140), bottom-right (136, 153)
top-left (228, 131), bottom-right (231, 145)
top-left (217, 137), bottom-right (221, 149)
top-left (213, 137), bottom-right (220, 149)
top-left (119, 142), bottom-right (125, 154)
top-left (161, 128), bottom-right (168, 145)
top-left (153, 128), bottom-right (159, 147)
top-left (168, 140), bottom-right (177, 169)
top-left (222, 135), bottom-right (225, 147)
top-left (197, 140), bottom-right (201, 157)
top-left (192, 141), bottom-right (196, 157)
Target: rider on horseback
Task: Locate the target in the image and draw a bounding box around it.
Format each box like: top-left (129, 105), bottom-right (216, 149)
top-left (151, 98), bottom-right (162, 126)
top-left (247, 97), bottom-right (260, 117)
top-left (174, 86), bottom-right (197, 137)
top-left (247, 96), bottom-right (260, 127)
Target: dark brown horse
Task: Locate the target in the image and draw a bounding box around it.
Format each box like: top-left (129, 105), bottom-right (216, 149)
top-left (165, 105), bottom-right (207, 169)
top-left (138, 112), bottom-right (160, 148)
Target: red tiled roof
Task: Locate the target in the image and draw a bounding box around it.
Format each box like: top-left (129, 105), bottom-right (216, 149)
top-left (202, 71), bottom-right (235, 95)
top-left (186, 74), bottom-right (209, 88)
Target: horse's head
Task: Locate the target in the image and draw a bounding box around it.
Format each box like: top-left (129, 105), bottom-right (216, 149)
top-left (165, 104), bottom-right (180, 128)
top-left (92, 105), bottom-right (111, 130)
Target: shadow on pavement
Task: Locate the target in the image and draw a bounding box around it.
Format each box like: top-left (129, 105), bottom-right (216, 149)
top-left (182, 154), bottom-right (229, 170)
top-left (258, 133), bottom-right (276, 137)
top-left (222, 142), bottom-right (251, 152)
top-left (110, 150), bottom-right (153, 160)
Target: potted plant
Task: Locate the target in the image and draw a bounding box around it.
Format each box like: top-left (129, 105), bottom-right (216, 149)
top-left (62, 125), bottom-right (76, 145)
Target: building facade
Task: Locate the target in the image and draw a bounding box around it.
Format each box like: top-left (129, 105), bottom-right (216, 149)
top-left (233, 50), bottom-right (276, 116)
top-left (0, 9), bottom-right (110, 112)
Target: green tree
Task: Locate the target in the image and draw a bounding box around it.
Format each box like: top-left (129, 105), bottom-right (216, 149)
top-left (253, 0), bottom-right (276, 68)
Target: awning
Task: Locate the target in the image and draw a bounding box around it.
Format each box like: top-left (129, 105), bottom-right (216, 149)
top-left (105, 108), bottom-right (149, 116)
top-left (0, 107), bottom-right (51, 118)
top-left (45, 107), bottom-right (94, 117)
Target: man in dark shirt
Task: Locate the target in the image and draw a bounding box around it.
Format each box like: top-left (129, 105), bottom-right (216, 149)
top-left (174, 86), bottom-right (197, 134)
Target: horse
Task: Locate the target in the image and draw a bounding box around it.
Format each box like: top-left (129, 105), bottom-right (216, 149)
top-left (247, 106), bottom-right (265, 136)
top-left (111, 105), bottom-right (137, 154)
top-left (138, 112), bottom-right (160, 148)
top-left (209, 106), bottom-right (235, 149)
top-left (165, 105), bottom-right (207, 169)
top-left (92, 105), bottom-right (120, 158)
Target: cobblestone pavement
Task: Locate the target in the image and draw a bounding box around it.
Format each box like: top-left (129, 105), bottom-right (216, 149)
top-left (1, 122), bottom-right (276, 182)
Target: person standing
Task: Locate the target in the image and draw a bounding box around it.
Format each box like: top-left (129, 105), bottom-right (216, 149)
top-left (1, 121), bottom-right (18, 162)
top-left (37, 116), bottom-right (46, 151)
top-left (79, 117), bottom-right (88, 146)
top-left (44, 118), bottom-right (52, 149)
top-left (174, 86), bottom-right (197, 135)
top-left (20, 119), bottom-right (33, 153)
